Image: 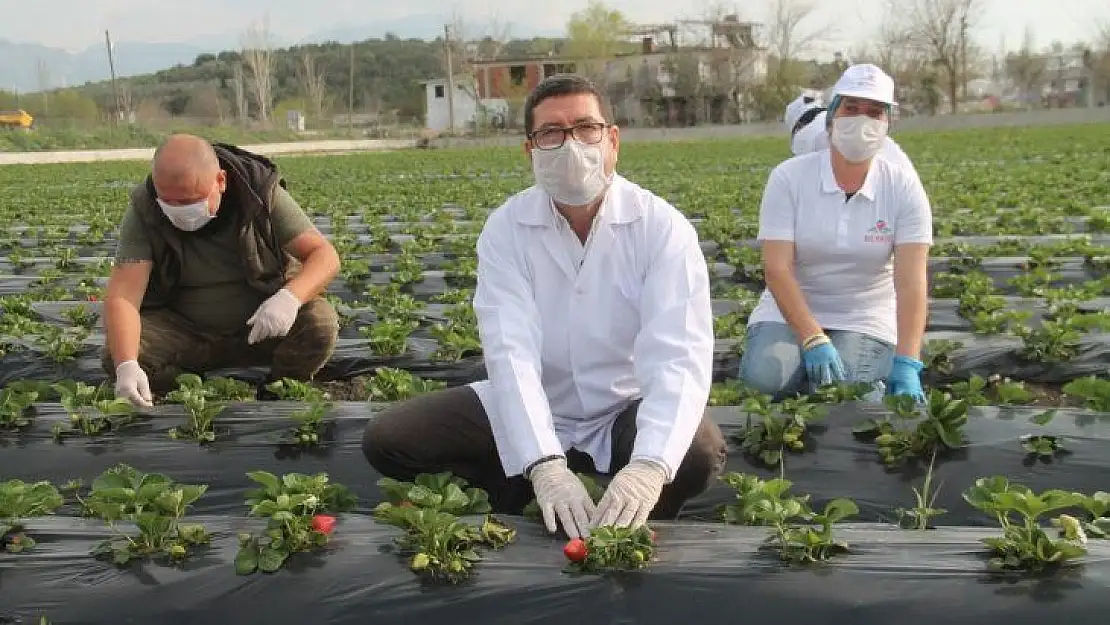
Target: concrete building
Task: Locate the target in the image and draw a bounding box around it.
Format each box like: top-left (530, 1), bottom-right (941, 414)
top-left (422, 75), bottom-right (512, 132)
top-left (422, 76), bottom-right (479, 133)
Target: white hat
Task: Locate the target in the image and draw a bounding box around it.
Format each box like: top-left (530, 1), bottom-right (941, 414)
top-left (831, 63), bottom-right (896, 106)
top-left (784, 93), bottom-right (823, 132)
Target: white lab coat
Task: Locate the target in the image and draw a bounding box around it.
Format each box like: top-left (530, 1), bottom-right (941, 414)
top-left (791, 110), bottom-right (918, 174)
top-left (468, 174), bottom-right (715, 481)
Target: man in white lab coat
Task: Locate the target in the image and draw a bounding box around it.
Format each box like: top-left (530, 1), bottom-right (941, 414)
top-left (362, 74), bottom-right (727, 538)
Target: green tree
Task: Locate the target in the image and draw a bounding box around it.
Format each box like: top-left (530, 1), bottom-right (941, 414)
top-left (563, 1), bottom-right (635, 86)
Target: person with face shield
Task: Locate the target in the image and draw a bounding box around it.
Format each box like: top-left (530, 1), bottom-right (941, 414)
top-left (102, 134), bottom-right (341, 407)
top-left (784, 89), bottom-right (917, 174)
top-left (739, 64), bottom-right (933, 402)
top-left (362, 74), bottom-right (726, 539)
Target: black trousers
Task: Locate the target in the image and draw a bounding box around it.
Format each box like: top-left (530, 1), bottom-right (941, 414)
top-left (361, 385), bottom-right (729, 519)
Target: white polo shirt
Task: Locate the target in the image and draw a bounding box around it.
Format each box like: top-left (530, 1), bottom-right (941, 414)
top-left (747, 150), bottom-right (934, 345)
top-left (792, 111), bottom-right (917, 175)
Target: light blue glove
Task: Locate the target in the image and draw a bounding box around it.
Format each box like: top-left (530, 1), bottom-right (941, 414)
top-left (802, 341), bottom-right (847, 386)
top-left (886, 355), bottom-right (925, 402)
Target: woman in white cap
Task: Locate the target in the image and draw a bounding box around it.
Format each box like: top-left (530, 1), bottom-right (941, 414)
top-left (739, 63), bottom-right (933, 402)
top-left (784, 93), bottom-right (918, 174)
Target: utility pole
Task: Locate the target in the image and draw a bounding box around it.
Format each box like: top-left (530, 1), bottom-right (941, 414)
top-left (444, 23), bottom-right (456, 133)
top-left (348, 43), bottom-right (355, 136)
top-left (105, 30), bottom-right (121, 127)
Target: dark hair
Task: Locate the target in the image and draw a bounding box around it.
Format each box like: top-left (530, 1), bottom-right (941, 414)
top-left (792, 106), bottom-right (827, 136)
top-left (523, 73), bottom-right (612, 135)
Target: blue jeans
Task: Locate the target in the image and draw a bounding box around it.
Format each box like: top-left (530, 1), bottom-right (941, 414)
top-left (738, 322), bottom-right (895, 399)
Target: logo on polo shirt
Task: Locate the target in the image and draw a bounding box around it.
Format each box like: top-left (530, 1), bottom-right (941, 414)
top-left (864, 219), bottom-right (893, 243)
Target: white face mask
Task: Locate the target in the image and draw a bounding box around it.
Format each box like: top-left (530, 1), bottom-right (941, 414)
top-left (531, 138), bottom-right (611, 207)
top-left (830, 116), bottom-right (888, 162)
top-left (157, 198), bottom-right (215, 231)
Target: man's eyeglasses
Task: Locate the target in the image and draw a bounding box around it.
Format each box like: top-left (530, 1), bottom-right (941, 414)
top-left (528, 122), bottom-right (609, 150)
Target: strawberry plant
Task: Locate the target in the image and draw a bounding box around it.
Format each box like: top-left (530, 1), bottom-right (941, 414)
top-left (50, 380), bottom-right (135, 441)
top-left (364, 367), bottom-right (446, 401)
top-left (734, 394), bottom-right (825, 469)
top-left (235, 470), bottom-right (358, 575)
top-left (376, 472), bottom-right (492, 514)
top-left (946, 374), bottom-right (1036, 406)
top-left (1061, 376), bottom-right (1110, 412)
top-left (265, 377), bottom-right (330, 403)
top-left (0, 384), bottom-right (39, 432)
top-left (359, 318), bottom-right (417, 356)
top-left (281, 394), bottom-right (332, 448)
top-left (164, 373), bottom-right (255, 402)
top-left (562, 525), bottom-right (655, 573)
top-left (719, 472), bottom-right (858, 563)
top-left (921, 339), bottom-right (963, 376)
top-left (0, 479), bottom-right (64, 552)
top-left (70, 464), bottom-right (210, 565)
top-left (719, 473), bottom-right (810, 526)
top-left (168, 391), bottom-right (225, 444)
top-left (373, 473), bottom-right (514, 583)
top-left (894, 450), bottom-right (946, 530)
top-left (809, 381), bottom-right (876, 403)
top-left (1020, 409), bottom-right (1067, 461)
top-left (853, 390), bottom-right (969, 467)
top-left (1070, 492), bottom-right (1110, 539)
top-left (60, 303), bottom-right (98, 329)
top-left (962, 476), bottom-right (1088, 572)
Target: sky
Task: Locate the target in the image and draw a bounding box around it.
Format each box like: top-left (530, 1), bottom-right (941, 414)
top-left (3, 0), bottom-right (1108, 56)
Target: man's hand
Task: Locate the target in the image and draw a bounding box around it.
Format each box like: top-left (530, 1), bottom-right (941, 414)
top-left (529, 458), bottom-right (596, 539)
top-left (246, 288), bottom-right (301, 344)
top-left (115, 360), bottom-right (153, 407)
top-left (592, 459), bottom-right (667, 529)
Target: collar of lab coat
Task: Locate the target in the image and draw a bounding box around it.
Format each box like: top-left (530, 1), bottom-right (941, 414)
top-left (515, 174), bottom-right (642, 227)
top-left (819, 150), bottom-right (877, 201)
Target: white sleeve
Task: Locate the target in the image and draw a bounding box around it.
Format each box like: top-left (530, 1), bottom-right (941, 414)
top-left (893, 168), bottom-right (934, 246)
top-left (756, 165), bottom-right (795, 242)
top-left (629, 208), bottom-right (715, 481)
top-left (472, 209), bottom-right (563, 477)
top-left (883, 138), bottom-right (919, 177)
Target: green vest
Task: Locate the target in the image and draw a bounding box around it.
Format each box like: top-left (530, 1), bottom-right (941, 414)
top-left (130, 143), bottom-right (300, 310)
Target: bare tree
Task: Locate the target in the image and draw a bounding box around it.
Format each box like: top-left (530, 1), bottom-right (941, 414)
top-left (35, 58), bottom-right (50, 114)
top-left (241, 16), bottom-right (275, 123)
top-left (295, 51), bottom-right (328, 118)
top-left (186, 86), bottom-right (227, 123)
top-left (1005, 25), bottom-right (1046, 106)
top-left (765, 0), bottom-right (830, 64)
top-left (232, 62), bottom-right (248, 123)
top-left (885, 0), bottom-right (981, 113)
top-left (445, 13), bottom-right (517, 128)
top-left (117, 81), bottom-right (134, 120)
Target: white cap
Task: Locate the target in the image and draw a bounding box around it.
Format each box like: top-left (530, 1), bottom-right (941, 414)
top-left (831, 63), bottom-right (896, 106)
top-left (783, 92), bottom-right (823, 132)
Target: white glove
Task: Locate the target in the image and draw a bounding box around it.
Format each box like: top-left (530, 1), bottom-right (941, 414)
top-left (528, 457), bottom-right (596, 539)
top-left (592, 459), bottom-right (667, 529)
top-left (246, 288), bottom-right (301, 344)
top-left (115, 360), bottom-right (153, 407)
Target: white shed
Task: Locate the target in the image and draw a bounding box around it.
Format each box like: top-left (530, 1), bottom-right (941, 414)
top-left (423, 76), bottom-right (479, 133)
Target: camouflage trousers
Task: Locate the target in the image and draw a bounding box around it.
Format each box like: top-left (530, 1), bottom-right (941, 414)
top-left (100, 297), bottom-right (339, 394)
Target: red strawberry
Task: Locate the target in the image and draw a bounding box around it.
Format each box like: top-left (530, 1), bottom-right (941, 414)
top-left (563, 538), bottom-right (588, 562)
top-left (311, 514), bottom-right (336, 535)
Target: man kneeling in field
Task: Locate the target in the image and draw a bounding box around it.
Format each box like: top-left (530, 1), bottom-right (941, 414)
top-left (101, 134), bottom-right (341, 407)
top-left (362, 74), bottom-right (728, 538)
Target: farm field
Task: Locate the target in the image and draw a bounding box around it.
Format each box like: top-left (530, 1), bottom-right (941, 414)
top-left (0, 123), bottom-right (1108, 624)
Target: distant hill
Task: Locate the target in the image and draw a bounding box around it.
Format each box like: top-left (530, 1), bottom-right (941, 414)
top-left (4, 35), bottom-right (565, 125)
top-left (0, 39), bottom-right (218, 93)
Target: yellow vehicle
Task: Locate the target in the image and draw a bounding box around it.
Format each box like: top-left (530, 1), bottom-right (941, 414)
top-left (0, 109), bottom-right (34, 129)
